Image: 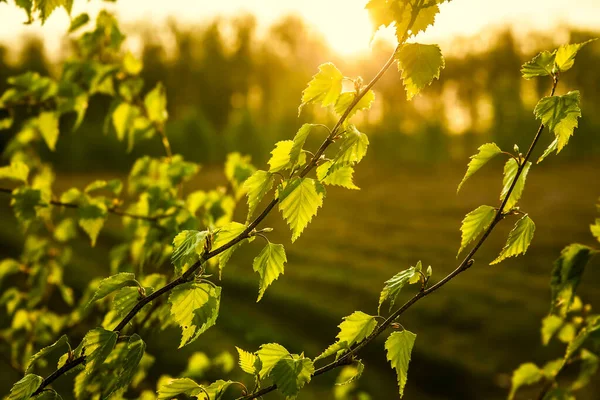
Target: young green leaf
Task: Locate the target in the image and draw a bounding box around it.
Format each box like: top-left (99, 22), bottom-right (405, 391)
top-left (537, 137), bottom-right (558, 164)
top-left (82, 327), bottom-right (118, 374)
top-left (68, 13), bottom-right (90, 33)
top-left (86, 272), bottom-right (139, 308)
top-left (253, 243), bottom-right (287, 301)
top-left (490, 215), bottom-right (535, 265)
top-left (168, 282), bottom-right (221, 347)
top-left (379, 263), bottom-right (422, 313)
top-left (78, 201), bottom-right (108, 247)
top-left (554, 39), bottom-right (597, 72)
top-left (236, 347), bottom-right (261, 375)
top-left (385, 330), bottom-right (417, 398)
top-left (299, 62), bottom-right (343, 113)
top-left (243, 170), bottom-right (275, 221)
top-left (457, 143), bottom-right (502, 192)
top-left (212, 222), bottom-right (252, 276)
top-left (144, 82), bottom-right (168, 123)
top-left (7, 374), bottom-right (43, 400)
top-left (337, 311), bottom-right (378, 347)
top-left (534, 91), bottom-right (581, 153)
top-left (0, 161), bottom-right (29, 184)
top-left (289, 124), bottom-right (314, 167)
top-left (256, 343), bottom-right (290, 379)
top-left (224, 152), bottom-right (255, 201)
top-left (278, 177), bottom-right (325, 242)
top-left (270, 355), bottom-right (314, 399)
top-left (521, 50), bottom-right (556, 79)
top-left (201, 380), bottom-right (235, 400)
top-left (541, 315), bottom-right (564, 346)
top-left (157, 378), bottom-right (204, 400)
top-left (112, 102), bottom-right (140, 141)
top-left (25, 334), bottom-right (69, 373)
top-left (571, 349), bottom-right (599, 390)
top-left (458, 205), bottom-right (496, 256)
top-left (550, 244), bottom-right (596, 317)
top-left (500, 158), bottom-right (532, 211)
top-left (107, 334), bottom-right (146, 397)
top-left (332, 125), bottom-right (369, 167)
top-left (268, 140), bottom-right (295, 172)
top-left (395, 43), bottom-right (445, 100)
top-left (335, 360), bottom-right (365, 386)
top-left (317, 161), bottom-right (359, 190)
top-left (334, 90), bottom-right (376, 119)
top-left (36, 111), bottom-right (60, 151)
top-left (84, 179), bottom-right (123, 196)
top-left (11, 187), bottom-right (45, 226)
top-left (508, 363), bottom-right (543, 400)
top-left (565, 318), bottom-right (600, 362)
top-left (171, 230), bottom-right (208, 273)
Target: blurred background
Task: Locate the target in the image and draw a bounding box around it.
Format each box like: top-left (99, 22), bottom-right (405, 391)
top-left (0, 0), bottom-right (600, 399)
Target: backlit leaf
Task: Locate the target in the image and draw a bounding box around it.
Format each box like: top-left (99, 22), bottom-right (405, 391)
top-left (395, 43), bottom-right (445, 100)
top-left (555, 39), bottom-right (597, 72)
top-left (300, 63), bottom-right (343, 113)
top-left (278, 178), bottom-right (325, 242)
top-left (171, 230), bottom-right (208, 273)
top-left (7, 374), bottom-right (43, 400)
top-left (257, 343), bottom-right (290, 379)
top-left (334, 90), bottom-right (375, 119)
top-left (521, 51), bottom-right (556, 79)
top-left (385, 330), bottom-right (416, 398)
top-left (541, 315), bottom-right (563, 345)
top-left (534, 91), bottom-right (581, 152)
top-left (236, 347), bottom-right (260, 375)
top-left (268, 140), bottom-right (306, 173)
top-left (316, 161), bottom-right (359, 190)
top-left (508, 363), bottom-right (543, 400)
top-left (157, 378), bottom-right (203, 400)
top-left (457, 143), bottom-right (502, 192)
top-left (458, 205), bottom-right (496, 255)
top-left (144, 82), bottom-right (168, 123)
top-left (500, 158), bottom-right (532, 211)
top-left (270, 355), bottom-right (314, 399)
top-left (253, 243), bottom-right (287, 301)
top-left (36, 111), bottom-right (59, 151)
top-left (87, 273), bottom-right (139, 307)
top-left (82, 327), bottom-right (118, 374)
top-left (26, 334), bottom-right (69, 373)
top-left (0, 161), bottom-right (29, 184)
top-left (379, 262), bottom-right (423, 313)
top-left (78, 201), bottom-right (108, 247)
top-left (490, 215), bottom-right (535, 265)
top-left (243, 170), bottom-right (275, 221)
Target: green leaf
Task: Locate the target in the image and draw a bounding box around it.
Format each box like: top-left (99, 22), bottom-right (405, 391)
top-left (109, 334), bottom-right (146, 397)
top-left (0, 259), bottom-right (21, 288)
top-left (316, 161), bottom-right (359, 190)
top-left (212, 222), bottom-right (251, 277)
top-left (299, 62), bottom-right (343, 113)
top-left (243, 170), bottom-right (275, 221)
top-left (26, 334), bottom-right (69, 373)
top-left (534, 91), bottom-right (582, 152)
top-left (457, 143), bottom-right (502, 192)
top-left (112, 102), bottom-right (140, 141)
top-left (334, 90), bottom-right (376, 119)
top-left (270, 355), bottom-right (314, 399)
top-left (202, 380), bottom-right (235, 400)
top-left (278, 178), bottom-right (325, 242)
top-left (331, 125), bottom-right (369, 168)
top-left (256, 343), bottom-right (290, 379)
top-left (37, 0), bottom-right (70, 23)
top-left (87, 273), bottom-right (139, 307)
top-left (571, 349), bottom-right (599, 390)
top-left (458, 205), bottom-right (496, 256)
top-left (565, 318), bottom-right (600, 361)
top-left (337, 311), bottom-right (378, 347)
top-left (555, 39), bottom-right (597, 72)
top-left (253, 243), bottom-right (287, 301)
top-left (11, 187), bottom-right (46, 225)
top-left (168, 282), bottom-right (221, 347)
top-left (335, 360), bottom-right (364, 386)
top-left (171, 230), bottom-right (208, 273)
top-left (157, 378), bottom-right (203, 400)
top-left (7, 374), bottom-right (43, 400)
top-left (68, 13), bottom-right (89, 33)
top-left (490, 215), bottom-right (535, 265)
top-left (36, 111), bottom-right (60, 151)
top-left (268, 140), bottom-right (306, 173)
top-left (500, 158), bottom-right (532, 211)
top-left (395, 43), bottom-right (445, 100)
top-left (110, 287), bottom-right (140, 326)
top-left (550, 244), bottom-right (596, 317)
top-left (0, 161), bottom-right (29, 184)
top-left (32, 389), bottom-right (62, 399)
top-left (224, 152), bottom-right (256, 200)
top-left (145, 82), bottom-right (168, 123)
top-left (385, 330), bottom-right (417, 398)
top-left (537, 137), bottom-right (558, 164)
top-left (541, 315), bottom-right (564, 345)
top-left (591, 219), bottom-right (600, 243)
top-left (508, 363), bottom-right (543, 400)
top-left (84, 179), bottom-right (122, 196)
top-left (290, 124), bottom-right (314, 167)
top-left (123, 51), bottom-right (143, 75)
top-left (78, 201), bottom-right (108, 246)
top-left (82, 327), bottom-right (118, 374)
top-left (379, 263), bottom-right (422, 313)
top-left (236, 347), bottom-right (260, 375)
top-left (521, 50), bottom-right (556, 79)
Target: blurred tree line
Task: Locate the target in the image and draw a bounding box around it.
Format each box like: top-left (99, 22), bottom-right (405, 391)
top-left (1, 15), bottom-right (598, 172)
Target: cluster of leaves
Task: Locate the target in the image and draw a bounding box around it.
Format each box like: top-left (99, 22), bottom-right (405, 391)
top-left (508, 205), bottom-right (600, 399)
top-left (1, 1), bottom-right (598, 400)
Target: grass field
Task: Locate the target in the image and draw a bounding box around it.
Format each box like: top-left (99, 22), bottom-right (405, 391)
top-left (1, 158), bottom-right (599, 399)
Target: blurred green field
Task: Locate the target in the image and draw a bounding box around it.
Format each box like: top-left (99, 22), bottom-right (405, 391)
top-left (1, 156), bottom-right (599, 399)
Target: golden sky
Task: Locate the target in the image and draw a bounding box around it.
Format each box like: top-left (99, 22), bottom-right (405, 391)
top-left (0, 0), bottom-right (599, 55)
